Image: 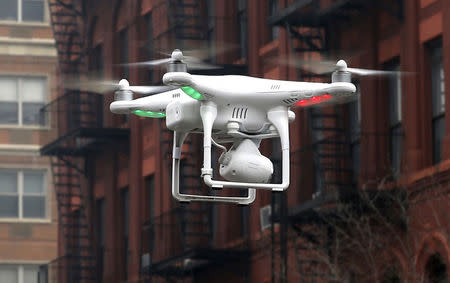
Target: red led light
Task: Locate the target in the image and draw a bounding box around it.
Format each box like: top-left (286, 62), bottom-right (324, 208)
top-left (295, 94), bottom-right (332, 107)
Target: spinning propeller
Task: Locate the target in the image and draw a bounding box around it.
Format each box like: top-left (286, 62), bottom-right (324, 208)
top-left (275, 55), bottom-right (408, 77)
top-left (124, 49), bottom-right (219, 71)
top-left (64, 76), bottom-right (176, 96)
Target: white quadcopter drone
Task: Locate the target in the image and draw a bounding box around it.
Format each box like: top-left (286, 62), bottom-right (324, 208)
top-left (104, 49), bottom-right (398, 205)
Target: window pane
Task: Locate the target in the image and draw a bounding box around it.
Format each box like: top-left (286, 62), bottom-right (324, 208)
top-left (22, 0), bottom-right (44, 22)
top-left (120, 30), bottom-right (129, 78)
top-left (0, 264), bottom-right (18, 283)
top-left (122, 189), bottom-right (129, 236)
top-left (23, 196), bottom-right (46, 218)
top-left (22, 103), bottom-right (46, 126)
top-left (0, 77), bottom-right (18, 124)
top-left (0, 196), bottom-right (19, 218)
top-left (0, 0), bottom-right (18, 21)
top-left (390, 125), bottom-right (403, 177)
top-left (22, 77), bottom-right (46, 102)
top-left (388, 65), bottom-right (402, 125)
top-left (431, 46), bottom-right (444, 116)
top-left (432, 116), bottom-right (445, 164)
top-left (351, 142), bottom-right (361, 183)
top-left (0, 103), bottom-right (19, 124)
top-left (0, 77), bottom-right (18, 101)
top-left (23, 171), bottom-right (44, 194)
top-left (24, 265), bottom-right (39, 283)
top-left (0, 171), bottom-right (18, 193)
top-left (349, 85), bottom-right (361, 140)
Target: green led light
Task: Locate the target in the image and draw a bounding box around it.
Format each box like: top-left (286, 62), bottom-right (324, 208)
top-left (132, 110), bottom-right (166, 118)
top-left (181, 86), bottom-right (204, 100)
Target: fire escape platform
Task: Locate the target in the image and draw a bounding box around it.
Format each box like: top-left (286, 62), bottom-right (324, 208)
top-left (144, 248), bottom-right (249, 277)
top-left (288, 188), bottom-right (407, 227)
top-left (268, 0), bottom-right (371, 27)
top-left (41, 127), bottom-right (129, 156)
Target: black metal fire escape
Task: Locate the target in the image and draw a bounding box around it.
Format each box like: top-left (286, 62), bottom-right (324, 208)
top-left (40, 1), bottom-right (128, 282)
top-left (139, 2), bottom-right (249, 281)
top-left (268, 0), bottom-right (403, 281)
top-left (167, 0), bottom-right (207, 42)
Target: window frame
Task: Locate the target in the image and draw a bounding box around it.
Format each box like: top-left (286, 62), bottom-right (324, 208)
top-left (349, 81), bottom-right (361, 184)
top-left (428, 39), bottom-right (445, 164)
top-left (268, 0), bottom-right (279, 41)
top-left (0, 263), bottom-right (45, 283)
top-left (385, 59), bottom-right (403, 177)
top-left (121, 188), bottom-right (129, 280)
top-left (0, 0), bottom-right (48, 24)
top-left (237, 0), bottom-right (248, 59)
top-left (0, 75), bottom-right (49, 129)
top-left (0, 168), bottom-right (48, 222)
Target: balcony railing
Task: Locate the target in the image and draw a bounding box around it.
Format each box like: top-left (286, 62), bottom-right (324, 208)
top-left (40, 90), bottom-right (128, 156)
top-left (141, 206), bottom-right (248, 277)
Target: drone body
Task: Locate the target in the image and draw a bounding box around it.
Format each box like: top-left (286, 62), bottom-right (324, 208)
top-left (68, 48), bottom-right (400, 204)
top-left (109, 58), bottom-right (356, 205)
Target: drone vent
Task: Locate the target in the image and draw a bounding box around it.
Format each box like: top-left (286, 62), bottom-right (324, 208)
top-left (232, 107), bottom-right (248, 119)
top-left (172, 93), bottom-right (181, 98)
top-left (282, 98), bottom-right (298, 105)
top-left (270, 84), bottom-right (281, 90)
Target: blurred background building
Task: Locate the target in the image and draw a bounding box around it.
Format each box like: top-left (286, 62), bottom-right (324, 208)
top-left (38, 0), bottom-right (448, 282)
top-left (0, 0), bottom-right (58, 282)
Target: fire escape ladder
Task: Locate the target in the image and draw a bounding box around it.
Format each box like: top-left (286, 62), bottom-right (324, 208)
top-left (50, 156), bottom-right (96, 282)
top-left (48, 0), bottom-right (86, 74)
top-left (166, 0), bottom-right (206, 42)
top-left (285, 23), bottom-right (328, 81)
top-left (47, 1), bottom-right (97, 282)
top-left (309, 107), bottom-right (354, 198)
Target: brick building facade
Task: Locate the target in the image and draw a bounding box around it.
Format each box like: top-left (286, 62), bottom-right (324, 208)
top-left (42, 0), bottom-right (449, 282)
top-left (0, 0), bottom-right (58, 282)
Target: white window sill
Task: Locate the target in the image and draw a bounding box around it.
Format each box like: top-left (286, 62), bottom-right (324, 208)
top-left (0, 21), bottom-right (50, 27)
top-left (0, 125), bottom-right (51, 130)
top-left (0, 218), bottom-right (51, 224)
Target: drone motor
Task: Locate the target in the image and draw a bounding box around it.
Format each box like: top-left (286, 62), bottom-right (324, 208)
top-left (114, 79), bottom-right (133, 101)
top-left (331, 60), bottom-right (352, 83)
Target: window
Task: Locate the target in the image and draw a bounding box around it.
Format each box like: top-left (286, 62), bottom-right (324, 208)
top-left (120, 29), bottom-right (129, 79)
top-left (349, 83), bottom-right (361, 184)
top-left (268, 0), bottom-right (279, 41)
top-left (425, 254), bottom-right (447, 283)
top-left (0, 169), bottom-right (46, 219)
top-left (310, 108), bottom-right (324, 195)
top-left (206, 0), bottom-right (215, 61)
top-left (145, 175), bottom-right (154, 220)
top-left (121, 188), bottom-right (129, 280)
top-left (0, 0), bottom-right (45, 23)
top-left (96, 198), bottom-right (105, 282)
top-left (387, 61), bottom-right (402, 177)
top-left (0, 76), bottom-right (47, 127)
top-left (89, 45), bottom-right (104, 76)
top-left (237, 0), bottom-right (248, 59)
top-left (0, 264), bottom-right (40, 283)
top-left (430, 42), bottom-right (445, 164)
top-left (145, 13), bottom-right (154, 84)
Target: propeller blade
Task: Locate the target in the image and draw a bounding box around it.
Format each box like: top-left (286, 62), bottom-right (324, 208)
top-left (346, 67), bottom-right (405, 77)
top-left (64, 79), bottom-right (121, 93)
top-left (63, 78), bottom-right (174, 95)
top-left (128, 85), bottom-right (177, 95)
top-left (278, 57), bottom-right (409, 77)
top-left (122, 58), bottom-right (172, 68)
